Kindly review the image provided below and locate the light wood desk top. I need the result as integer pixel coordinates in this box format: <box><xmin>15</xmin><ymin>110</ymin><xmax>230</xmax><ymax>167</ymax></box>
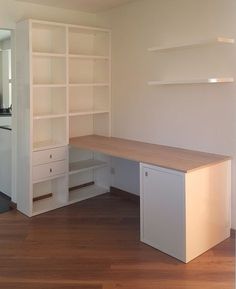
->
<box><xmin>70</xmin><ymin>135</ymin><xmax>231</xmax><ymax>173</ymax></box>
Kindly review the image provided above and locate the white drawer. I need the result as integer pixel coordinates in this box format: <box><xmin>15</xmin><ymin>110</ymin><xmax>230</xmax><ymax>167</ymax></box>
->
<box><xmin>33</xmin><ymin>160</ymin><xmax>67</xmax><ymax>182</ymax></box>
<box><xmin>33</xmin><ymin>146</ymin><xmax>67</xmax><ymax>166</ymax></box>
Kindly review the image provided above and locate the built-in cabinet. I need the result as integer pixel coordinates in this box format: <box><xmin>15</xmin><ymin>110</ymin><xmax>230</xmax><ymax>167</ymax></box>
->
<box><xmin>140</xmin><ymin>162</ymin><xmax>231</xmax><ymax>263</ymax></box>
<box><xmin>16</xmin><ymin>19</ymin><xmax>111</xmax><ymax>216</ymax></box>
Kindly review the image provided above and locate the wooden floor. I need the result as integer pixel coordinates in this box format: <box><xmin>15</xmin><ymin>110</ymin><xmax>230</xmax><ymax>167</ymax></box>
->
<box><xmin>0</xmin><ymin>193</ymin><xmax>234</xmax><ymax>289</ymax></box>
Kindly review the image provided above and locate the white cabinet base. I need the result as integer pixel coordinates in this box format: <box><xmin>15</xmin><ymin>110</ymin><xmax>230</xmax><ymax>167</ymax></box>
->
<box><xmin>140</xmin><ymin>161</ymin><xmax>231</xmax><ymax>263</ymax></box>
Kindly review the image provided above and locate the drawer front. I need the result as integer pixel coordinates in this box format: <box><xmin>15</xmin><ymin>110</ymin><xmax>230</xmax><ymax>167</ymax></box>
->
<box><xmin>33</xmin><ymin>160</ymin><xmax>67</xmax><ymax>182</ymax></box>
<box><xmin>33</xmin><ymin>147</ymin><xmax>67</xmax><ymax>166</ymax></box>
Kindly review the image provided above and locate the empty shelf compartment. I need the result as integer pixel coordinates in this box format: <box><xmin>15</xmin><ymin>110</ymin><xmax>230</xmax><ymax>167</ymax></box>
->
<box><xmin>69</xmin><ymin>159</ymin><xmax>107</xmax><ymax>175</ymax></box>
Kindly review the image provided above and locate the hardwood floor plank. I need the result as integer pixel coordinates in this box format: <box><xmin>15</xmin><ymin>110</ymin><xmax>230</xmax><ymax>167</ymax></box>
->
<box><xmin>0</xmin><ymin>193</ymin><xmax>234</xmax><ymax>289</ymax></box>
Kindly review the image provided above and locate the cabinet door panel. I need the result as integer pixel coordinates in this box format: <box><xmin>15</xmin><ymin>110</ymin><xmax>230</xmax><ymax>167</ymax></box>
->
<box><xmin>141</xmin><ymin>165</ymin><xmax>185</xmax><ymax>261</ymax></box>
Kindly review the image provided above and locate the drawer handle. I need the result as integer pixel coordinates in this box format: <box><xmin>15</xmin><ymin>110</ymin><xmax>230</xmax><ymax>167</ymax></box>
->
<box><xmin>50</xmin><ymin>154</ymin><xmax>52</xmax><ymax>159</ymax></box>
<box><xmin>50</xmin><ymin>168</ymin><xmax>53</xmax><ymax>173</ymax></box>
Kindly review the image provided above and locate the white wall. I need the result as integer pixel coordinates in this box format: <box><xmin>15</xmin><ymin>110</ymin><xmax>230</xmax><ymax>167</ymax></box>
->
<box><xmin>98</xmin><ymin>0</ymin><xmax>236</xmax><ymax>228</ymax></box>
<box><xmin>111</xmin><ymin>157</ymin><xmax>140</xmax><ymax>195</ymax></box>
<box><xmin>0</xmin><ymin>0</ymin><xmax>97</xmax><ymax>29</ymax></box>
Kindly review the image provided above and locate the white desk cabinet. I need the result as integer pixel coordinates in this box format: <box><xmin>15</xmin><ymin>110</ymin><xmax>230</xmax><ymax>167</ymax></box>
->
<box><xmin>140</xmin><ymin>161</ymin><xmax>231</xmax><ymax>263</ymax></box>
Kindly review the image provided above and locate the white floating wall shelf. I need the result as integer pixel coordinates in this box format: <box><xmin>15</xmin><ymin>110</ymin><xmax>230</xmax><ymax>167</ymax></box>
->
<box><xmin>148</xmin><ymin>37</ymin><xmax>235</xmax><ymax>52</ymax></box>
<box><xmin>148</xmin><ymin>78</ymin><xmax>235</xmax><ymax>86</ymax></box>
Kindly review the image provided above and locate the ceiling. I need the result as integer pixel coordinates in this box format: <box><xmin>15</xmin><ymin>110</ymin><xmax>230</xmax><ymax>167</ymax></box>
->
<box><xmin>0</xmin><ymin>30</ymin><xmax>11</xmax><ymax>42</ymax></box>
<box><xmin>15</xmin><ymin>0</ymin><xmax>134</xmax><ymax>13</ymax></box>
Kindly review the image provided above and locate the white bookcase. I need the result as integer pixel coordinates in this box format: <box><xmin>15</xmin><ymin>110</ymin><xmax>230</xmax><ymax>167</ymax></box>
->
<box><xmin>16</xmin><ymin>19</ymin><xmax>111</xmax><ymax>216</ymax></box>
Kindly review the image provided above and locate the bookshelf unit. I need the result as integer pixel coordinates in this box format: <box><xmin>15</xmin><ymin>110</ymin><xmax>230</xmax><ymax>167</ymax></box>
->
<box><xmin>16</xmin><ymin>19</ymin><xmax>111</xmax><ymax>216</ymax></box>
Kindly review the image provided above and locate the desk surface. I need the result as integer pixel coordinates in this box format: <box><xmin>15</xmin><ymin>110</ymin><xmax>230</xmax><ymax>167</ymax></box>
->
<box><xmin>70</xmin><ymin>135</ymin><xmax>231</xmax><ymax>173</ymax></box>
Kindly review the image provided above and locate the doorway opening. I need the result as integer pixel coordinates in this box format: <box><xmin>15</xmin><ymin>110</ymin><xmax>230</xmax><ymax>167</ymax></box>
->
<box><xmin>0</xmin><ymin>29</ymin><xmax>13</xmax><ymax>213</ymax></box>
